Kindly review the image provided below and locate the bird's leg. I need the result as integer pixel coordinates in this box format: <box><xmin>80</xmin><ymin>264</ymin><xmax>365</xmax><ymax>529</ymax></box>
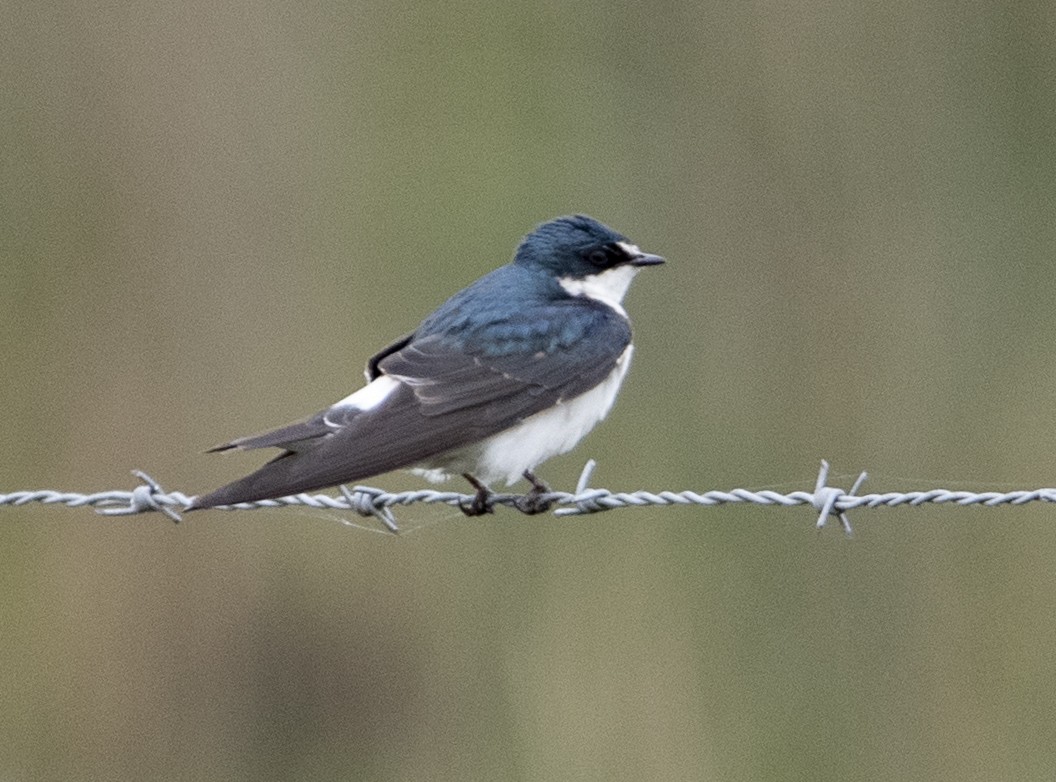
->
<box><xmin>460</xmin><ymin>473</ymin><xmax>495</xmax><ymax>516</ymax></box>
<box><xmin>514</xmin><ymin>470</ymin><xmax>554</xmax><ymax>515</ymax></box>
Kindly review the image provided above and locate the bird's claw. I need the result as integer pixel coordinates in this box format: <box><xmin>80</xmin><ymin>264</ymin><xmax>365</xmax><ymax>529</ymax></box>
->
<box><xmin>460</xmin><ymin>473</ymin><xmax>495</xmax><ymax>516</ymax></box>
<box><xmin>513</xmin><ymin>470</ymin><xmax>553</xmax><ymax>515</ymax></box>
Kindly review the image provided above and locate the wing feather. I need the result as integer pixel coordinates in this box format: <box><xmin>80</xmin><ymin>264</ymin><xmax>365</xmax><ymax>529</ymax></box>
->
<box><xmin>191</xmin><ymin>301</ymin><xmax>631</xmax><ymax>508</ymax></box>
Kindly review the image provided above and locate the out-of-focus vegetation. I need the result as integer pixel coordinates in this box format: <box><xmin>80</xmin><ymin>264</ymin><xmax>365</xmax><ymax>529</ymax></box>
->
<box><xmin>3</xmin><ymin>3</ymin><xmax>1055</xmax><ymax>780</ymax></box>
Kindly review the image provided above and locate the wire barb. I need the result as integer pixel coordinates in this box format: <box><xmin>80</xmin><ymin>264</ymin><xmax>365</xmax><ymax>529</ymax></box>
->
<box><xmin>553</xmin><ymin>459</ymin><xmax>608</xmax><ymax>517</ymax></box>
<box><xmin>811</xmin><ymin>460</ymin><xmax>867</xmax><ymax>536</ymax></box>
<box><xmin>339</xmin><ymin>485</ymin><xmax>400</xmax><ymax>534</ymax></box>
<box><xmin>99</xmin><ymin>471</ymin><xmax>185</xmax><ymax>523</ymax></box>
<box><xmin>3</xmin><ymin>460</ymin><xmax>1056</xmax><ymax>531</ymax></box>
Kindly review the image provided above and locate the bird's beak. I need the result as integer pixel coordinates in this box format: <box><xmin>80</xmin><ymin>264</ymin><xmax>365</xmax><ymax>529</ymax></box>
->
<box><xmin>630</xmin><ymin>252</ymin><xmax>665</xmax><ymax>267</ymax></box>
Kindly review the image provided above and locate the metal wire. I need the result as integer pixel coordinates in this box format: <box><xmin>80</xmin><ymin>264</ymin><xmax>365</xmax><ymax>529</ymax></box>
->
<box><xmin>3</xmin><ymin>460</ymin><xmax>1055</xmax><ymax>536</ymax></box>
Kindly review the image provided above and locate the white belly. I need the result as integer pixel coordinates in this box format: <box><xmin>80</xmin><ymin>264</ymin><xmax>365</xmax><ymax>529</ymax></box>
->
<box><xmin>413</xmin><ymin>344</ymin><xmax>634</xmax><ymax>486</ymax></box>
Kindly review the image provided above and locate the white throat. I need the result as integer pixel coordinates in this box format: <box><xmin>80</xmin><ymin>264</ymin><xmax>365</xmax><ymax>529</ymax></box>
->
<box><xmin>558</xmin><ymin>264</ymin><xmax>639</xmax><ymax>317</ymax></box>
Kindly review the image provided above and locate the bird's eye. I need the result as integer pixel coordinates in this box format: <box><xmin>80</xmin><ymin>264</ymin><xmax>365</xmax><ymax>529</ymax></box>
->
<box><xmin>586</xmin><ymin>248</ymin><xmax>611</xmax><ymax>268</ymax></box>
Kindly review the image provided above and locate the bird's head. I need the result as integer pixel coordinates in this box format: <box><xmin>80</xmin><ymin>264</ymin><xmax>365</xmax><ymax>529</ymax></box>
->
<box><xmin>514</xmin><ymin>214</ymin><xmax>664</xmax><ymax>309</ymax></box>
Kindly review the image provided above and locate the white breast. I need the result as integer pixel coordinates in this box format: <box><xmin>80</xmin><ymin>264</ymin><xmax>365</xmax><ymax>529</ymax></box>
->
<box><xmin>413</xmin><ymin>344</ymin><xmax>634</xmax><ymax>486</ymax></box>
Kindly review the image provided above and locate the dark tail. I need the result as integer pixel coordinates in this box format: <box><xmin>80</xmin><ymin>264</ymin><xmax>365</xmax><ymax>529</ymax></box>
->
<box><xmin>189</xmin><ymin>451</ymin><xmax>325</xmax><ymax>510</ymax></box>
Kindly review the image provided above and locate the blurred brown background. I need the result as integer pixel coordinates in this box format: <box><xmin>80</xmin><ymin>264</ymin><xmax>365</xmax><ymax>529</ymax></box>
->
<box><xmin>3</xmin><ymin>2</ymin><xmax>1056</xmax><ymax>780</ymax></box>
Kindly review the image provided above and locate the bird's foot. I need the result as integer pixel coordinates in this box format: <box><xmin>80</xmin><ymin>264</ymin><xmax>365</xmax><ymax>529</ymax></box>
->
<box><xmin>459</xmin><ymin>473</ymin><xmax>495</xmax><ymax>516</ymax></box>
<box><xmin>514</xmin><ymin>470</ymin><xmax>554</xmax><ymax>515</ymax></box>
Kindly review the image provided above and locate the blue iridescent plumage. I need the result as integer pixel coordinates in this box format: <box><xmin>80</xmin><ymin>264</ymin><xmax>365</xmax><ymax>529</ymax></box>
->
<box><xmin>190</xmin><ymin>214</ymin><xmax>662</xmax><ymax>511</ymax></box>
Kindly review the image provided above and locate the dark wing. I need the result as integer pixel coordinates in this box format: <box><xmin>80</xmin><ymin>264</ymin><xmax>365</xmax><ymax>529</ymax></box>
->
<box><xmin>191</xmin><ymin>304</ymin><xmax>631</xmax><ymax>508</ymax></box>
<box><xmin>366</xmin><ymin>331</ymin><xmax>414</xmax><ymax>380</ymax></box>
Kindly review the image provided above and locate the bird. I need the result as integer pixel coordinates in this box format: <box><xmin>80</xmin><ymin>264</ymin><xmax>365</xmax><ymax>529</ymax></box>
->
<box><xmin>188</xmin><ymin>214</ymin><xmax>663</xmax><ymax>515</ymax></box>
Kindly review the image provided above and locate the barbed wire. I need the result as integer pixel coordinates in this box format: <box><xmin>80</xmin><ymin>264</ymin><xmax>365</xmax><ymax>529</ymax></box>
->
<box><xmin>3</xmin><ymin>460</ymin><xmax>1055</xmax><ymax>536</ymax></box>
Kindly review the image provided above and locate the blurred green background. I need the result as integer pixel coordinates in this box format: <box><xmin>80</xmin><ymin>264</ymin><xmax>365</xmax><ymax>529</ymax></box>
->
<box><xmin>3</xmin><ymin>2</ymin><xmax>1056</xmax><ymax>780</ymax></box>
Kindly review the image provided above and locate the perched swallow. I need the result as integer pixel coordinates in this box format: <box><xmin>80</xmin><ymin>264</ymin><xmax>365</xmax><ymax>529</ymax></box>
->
<box><xmin>189</xmin><ymin>214</ymin><xmax>663</xmax><ymax>514</ymax></box>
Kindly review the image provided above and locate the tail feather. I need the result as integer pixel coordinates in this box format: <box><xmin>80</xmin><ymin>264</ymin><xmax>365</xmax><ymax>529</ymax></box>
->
<box><xmin>189</xmin><ymin>450</ymin><xmax>325</xmax><ymax>509</ymax></box>
<box><xmin>206</xmin><ymin>415</ymin><xmax>332</xmax><ymax>454</ymax></box>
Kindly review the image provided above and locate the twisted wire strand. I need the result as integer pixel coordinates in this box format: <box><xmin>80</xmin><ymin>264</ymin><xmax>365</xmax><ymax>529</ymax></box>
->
<box><xmin>3</xmin><ymin>461</ymin><xmax>1055</xmax><ymax>535</ymax></box>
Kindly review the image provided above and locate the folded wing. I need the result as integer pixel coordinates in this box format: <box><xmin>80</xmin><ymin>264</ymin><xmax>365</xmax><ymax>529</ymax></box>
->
<box><xmin>191</xmin><ymin>302</ymin><xmax>630</xmax><ymax>508</ymax></box>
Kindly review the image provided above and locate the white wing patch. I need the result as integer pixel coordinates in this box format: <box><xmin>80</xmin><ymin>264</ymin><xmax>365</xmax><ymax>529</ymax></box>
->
<box><xmin>326</xmin><ymin>375</ymin><xmax>401</xmax><ymax>425</ymax></box>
